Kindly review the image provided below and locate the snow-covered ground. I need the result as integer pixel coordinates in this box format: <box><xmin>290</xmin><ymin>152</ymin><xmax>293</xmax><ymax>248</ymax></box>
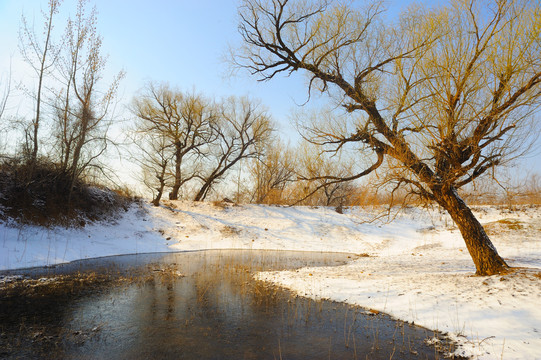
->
<box><xmin>1</xmin><ymin>200</ymin><xmax>540</xmax><ymax>359</ymax></box>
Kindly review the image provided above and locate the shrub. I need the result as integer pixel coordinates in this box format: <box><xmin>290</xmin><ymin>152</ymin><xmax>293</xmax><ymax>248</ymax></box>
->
<box><xmin>0</xmin><ymin>158</ymin><xmax>132</xmax><ymax>226</ymax></box>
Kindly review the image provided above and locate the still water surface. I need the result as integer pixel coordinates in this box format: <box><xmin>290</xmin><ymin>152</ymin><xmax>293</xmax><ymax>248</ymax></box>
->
<box><xmin>0</xmin><ymin>250</ymin><xmax>450</xmax><ymax>359</ymax></box>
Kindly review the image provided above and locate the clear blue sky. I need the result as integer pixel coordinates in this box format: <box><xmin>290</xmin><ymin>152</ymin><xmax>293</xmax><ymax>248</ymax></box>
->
<box><xmin>0</xmin><ymin>0</ymin><xmax>539</xmax><ymax>178</ymax></box>
<box><xmin>0</xmin><ymin>0</ymin><xmax>443</xmax><ymax>132</ymax></box>
<box><xmin>0</xmin><ymin>0</ymin><xmax>314</xmax><ymax>132</ymax></box>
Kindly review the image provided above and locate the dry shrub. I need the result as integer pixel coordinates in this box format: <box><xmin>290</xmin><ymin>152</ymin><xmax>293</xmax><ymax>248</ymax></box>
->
<box><xmin>484</xmin><ymin>218</ymin><xmax>525</xmax><ymax>236</ymax></box>
<box><xmin>220</xmin><ymin>225</ymin><xmax>241</xmax><ymax>237</ymax></box>
<box><xmin>212</xmin><ymin>198</ymin><xmax>234</xmax><ymax>209</ymax></box>
<box><xmin>211</xmin><ymin>200</ymin><xmax>227</xmax><ymax>209</ymax></box>
<box><xmin>0</xmin><ymin>158</ymin><xmax>131</xmax><ymax>226</ymax></box>
<box><xmin>112</xmin><ymin>185</ymin><xmax>141</xmax><ymax>203</ymax></box>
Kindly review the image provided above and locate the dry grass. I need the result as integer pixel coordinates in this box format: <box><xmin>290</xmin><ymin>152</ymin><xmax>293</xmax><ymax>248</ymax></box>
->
<box><xmin>495</xmin><ymin>218</ymin><xmax>524</xmax><ymax>230</ymax></box>
<box><xmin>0</xmin><ymin>273</ymin><xmax>119</xmax><ymax>299</ymax></box>
<box><xmin>162</xmin><ymin>201</ymin><xmax>178</xmax><ymax>209</ymax></box>
<box><xmin>220</xmin><ymin>225</ymin><xmax>241</xmax><ymax>237</ymax></box>
<box><xmin>212</xmin><ymin>199</ymin><xmax>236</xmax><ymax>209</ymax></box>
<box><xmin>484</xmin><ymin>218</ymin><xmax>525</xmax><ymax>236</ymax></box>
<box><xmin>0</xmin><ymin>158</ymin><xmax>132</xmax><ymax>227</ymax></box>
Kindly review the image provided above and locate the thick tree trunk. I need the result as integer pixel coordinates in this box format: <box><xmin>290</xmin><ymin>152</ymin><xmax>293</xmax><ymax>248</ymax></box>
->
<box><xmin>436</xmin><ymin>186</ymin><xmax>509</xmax><ymax>275</ymax></box>
<box><xmin>152</xmin><ymin>189</ymin><xmax>163</xmax><ymax>206</ymax></box>
<box><xmin>169</xmin><ymin>146</ymin><xmax>182</xmax><ymax>200</ymax></box>
<box><xmin>153</xmin><ymin>165</ymin><xmax>167</xmax><ymax>206</ymax></box>
<box><xmin>169</xmin><ymin>183</ymin><xmax>180</xmax><ymax>200</ymax></box>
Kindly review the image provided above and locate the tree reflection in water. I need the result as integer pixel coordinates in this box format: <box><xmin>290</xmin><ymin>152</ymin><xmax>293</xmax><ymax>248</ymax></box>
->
<box><xmin>0</xmin><ymin>250</ymin><xmax>455</xmax><ymax>359</ymax></box>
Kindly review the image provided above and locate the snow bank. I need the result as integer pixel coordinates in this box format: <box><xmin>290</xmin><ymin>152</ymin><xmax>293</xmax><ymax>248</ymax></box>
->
<box><xmin>1</xmin><ymin>200</ymin><xmax>540</xmax><ymax>359</ymax></box>
<box><xmin>0</xmin><ymin>205</ymin><xmax>168</xmax><ymax>270</ymax></box>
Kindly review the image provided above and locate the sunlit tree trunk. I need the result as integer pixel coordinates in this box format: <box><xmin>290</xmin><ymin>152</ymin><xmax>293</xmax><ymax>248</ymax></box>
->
<box><xmin>169</xmin><ymin>143</ymin><xmax>182</xmax><ymax>200</ymax></box>
<box><xmin>153</xmin><ymin>160</ymin><xmax>168</xmax><ymax>206</ymax></box>
<box><xmin>434</xmin><ymin>185</ymin><xmax>508</xmax><ymax>275</ymax></box>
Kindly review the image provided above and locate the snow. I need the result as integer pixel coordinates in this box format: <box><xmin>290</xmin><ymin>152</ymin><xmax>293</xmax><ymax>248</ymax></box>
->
<box><xmin>0</xmin><ymin>205</ymin><xmax>169</xmax><ymax>270</ymax></box>
<box><xmin>1</xmin><ymin>200</ymin><xmax>540</xmax><ymax>359</ymax></box>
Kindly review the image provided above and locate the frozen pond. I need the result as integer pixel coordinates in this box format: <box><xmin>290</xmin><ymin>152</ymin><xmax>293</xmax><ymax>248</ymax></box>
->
<box><xmin>0</xmin><ymin>250</ymin><xmax>453</xmax><ymax>359</ymax></box>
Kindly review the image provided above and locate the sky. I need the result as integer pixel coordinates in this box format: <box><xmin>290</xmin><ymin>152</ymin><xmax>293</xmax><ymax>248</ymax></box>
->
<box><xmin>0</xmin><ymin>0</ymin><xmax>540</xmax><ymax>181</ymax></box>
<box><xmin>0</xmin><ymin>0</ymin><xmax>314</xmax><ymax>133</ymax></box>
<box><xmin>0</xmin><ymin>0</ymin><xmax>441</xmax><ymax>133</ymax></box>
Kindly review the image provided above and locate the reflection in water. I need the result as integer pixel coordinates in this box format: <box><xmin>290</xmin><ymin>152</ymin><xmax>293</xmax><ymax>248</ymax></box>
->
<box><xmin>0</xmin><ymin>250</ymin><xmax>450</xmax><ymax>359</ymax></box>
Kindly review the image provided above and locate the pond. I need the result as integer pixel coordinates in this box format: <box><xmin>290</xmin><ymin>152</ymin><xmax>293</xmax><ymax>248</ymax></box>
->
<box><xmin>0</xmin><ymin>250</ymin><xmax>455</xmax><ymax>359</ymax></box>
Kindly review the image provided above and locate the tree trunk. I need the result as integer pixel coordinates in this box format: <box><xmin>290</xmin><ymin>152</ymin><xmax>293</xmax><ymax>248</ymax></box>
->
<box><xmin>169</xmin><ymin>144</ymin><xmax>182</xmax><ymax>200</ymax></box>
<box><xmin>194</xmin><ymin>164</ymin><xmax>232</xmax><ymax>201</ymax></box>
<box><xmin>194</xmin><ymin>180</ymin><xmax>212</xmax><ymax>201</ymax></box>
<box><xmin>67</xmin><ymin>105</ymin><xmax>91</xmax><ymax>203</ymax></box>
<box><xmin>152</xmin><ymin>188</ymin><xmax>164</xmax><ymax>206</ymax></box>
<box><xmin>153</xmin><ymin>164</ymin><xmax>167</xmax><ymax>206</ymax></box>
<box><xmin>436</xmin><ymin>185</ymin><xmax>509</xmax><ymax>275</ymax></box>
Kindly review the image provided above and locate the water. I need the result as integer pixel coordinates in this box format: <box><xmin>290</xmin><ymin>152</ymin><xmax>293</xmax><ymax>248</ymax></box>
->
<box><xmin>0</xmin><ymin>250</ymin><xmax>453</xmax><ymax>359</ymax></box>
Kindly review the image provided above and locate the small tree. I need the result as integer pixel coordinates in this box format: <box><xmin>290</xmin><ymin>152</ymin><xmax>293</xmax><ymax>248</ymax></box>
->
<box><xmin>250</xmin><ymin>140</ymin><xmax>296</xmax><ymax>204</ymax></box>
<box><xmin>0</xmin><ymin>69</ymin><xmax>11</xmax><ymax>154</ymax></box>
<box><xmin>235</xmin><ymin>0</ymin><xmax>541</xmax><ymax>275</ymax></box>
<box><xmin>53</xmin><ymin>0</ymin><xmax>123</xmax><ymax>196</ymax></box>
<box><xmin>19</xmin><ymin>0</ymin><xmax>62</xmax><ymax>163</ymax></box>
<box><xmin>0</xmin><ymin>68</ymin><xmax>11</xmax><ymax>128</ymax></box>
<box><xmin>132</xmin><ymin>130</ymin><xmax>171</xmax><ymax>206</ymax></box>
<box><xmin>0</xmin><ymin>71</ymin><xmax>10</xmax><ymax>122</ymax></box>
<box><xmin>298</xmin><ymin>145</ymin><xmax>357</xmax><ymax>206</ymax></box>
<box><xmin>194</xmin><ymin>97</ymin><xmax>274</xmax><ymax>201</ymax></box>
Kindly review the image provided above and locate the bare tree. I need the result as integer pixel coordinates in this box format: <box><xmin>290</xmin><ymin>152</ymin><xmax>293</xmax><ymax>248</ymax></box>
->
<box><xmin>235</xmin><ymin>0</ymin><xmax>541</xmax><ymax>275</ymax></box>
<box><xmin>0</xmin><ymin>69</ymin><xmax>11</xmax><ymax>124</ymax></box>
<box><xmin>131</xmin><ymin>129</ymin><xmax>172</xmax><ymax>206</ymax></box>
<box><xmin>194</xmin><ymin>97</ymin><xmax>274</xmax><ymax>201</ymax></box>
<box><xmin>19</xmin><ymin>0</ymin><xmax>62</xmax><ymax>163</ymax></box>
<box><xmin>301</xmin><ymin>147</ymin><xmax>356</xmax><ymax>206</ymax></box>
<box><xmin>131</xmin><ymin>83</ymin><xmax>215</xmax><ymax>200</ymax></box>
<box><xmin>54</xmin><ymin>0</ymin><xmax>123</xmax><ymax>196</ymax></box>
<box><xmin>285</xmin><ymin>141</ymin><xmax>358</xmax><ymax>206</ymax></box>
<box><xmin>249</xmin><ymin>140</ymin><xmax>296</xmax><ymax>204</ymax></box>
<box><xmin>0</xmin><ymin>68</ymin><xmax>12</xmax><ymax>154</ymax></box>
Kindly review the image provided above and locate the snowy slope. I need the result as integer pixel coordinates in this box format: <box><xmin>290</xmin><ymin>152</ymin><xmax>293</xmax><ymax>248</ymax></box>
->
<box><xmin>0</xmin><ymin>205</ymin><xmax>169</xmax><ymax>270</ymax></box>
<box><xmin>1</xmin><ymin>200</ymin><xmax>540</xmax><ymax>359</ymax></box>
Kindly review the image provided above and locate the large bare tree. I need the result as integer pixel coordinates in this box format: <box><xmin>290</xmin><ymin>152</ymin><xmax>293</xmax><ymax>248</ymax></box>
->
<box><xmin>194</xmin><ymin>97</ymin><xmax>274</xmax><ymax>201</ymax></box>
<box><xmin>131</xmin><ymin>83</ymin><xmax>215</xmax><ymax>201</ymax></box>
<box><xmin>235</xmin><ymin>0</ymin><xmax>541</xmax><ymax>275</ymax></box>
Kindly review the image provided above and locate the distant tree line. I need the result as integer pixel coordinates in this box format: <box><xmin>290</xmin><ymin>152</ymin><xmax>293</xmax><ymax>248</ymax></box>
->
<box><xmin>0</xmin><ymin>0</ymin><xmax>365</xmax><ymax>211</ymax></box>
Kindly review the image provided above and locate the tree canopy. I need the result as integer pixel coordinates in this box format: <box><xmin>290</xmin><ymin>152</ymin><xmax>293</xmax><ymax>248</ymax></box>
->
<box><xmin>234</xmin><ymin>0</ymin><xmax>541</xmax><ymax>275</ymax></box>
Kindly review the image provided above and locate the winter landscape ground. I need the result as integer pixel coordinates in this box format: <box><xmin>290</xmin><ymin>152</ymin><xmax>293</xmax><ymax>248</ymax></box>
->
<box><xmin>1</xmin><ymin>200</ymin><xmax>540</xmax><ymax>359</ymax></box>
